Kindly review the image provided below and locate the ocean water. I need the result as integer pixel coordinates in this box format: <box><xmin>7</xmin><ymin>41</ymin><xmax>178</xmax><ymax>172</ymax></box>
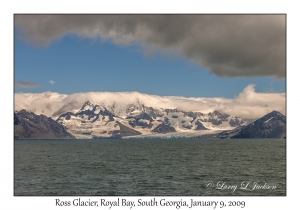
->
<box><xmin>14</xmin><ymin>139</ymin><xmax>286</xmax><ymax>196</ymax></box>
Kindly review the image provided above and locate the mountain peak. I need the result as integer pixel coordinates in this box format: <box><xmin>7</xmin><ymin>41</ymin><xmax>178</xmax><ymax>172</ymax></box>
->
<box><xmin>84</xmin><ymin>100</ymin><xmax>94</xmax><ymax>106</ymax></box>
<box><xmin>80</xmin><ymin>101</ymin><xmax>95</xmax><ymax>110</ymax></box>
<box><xmin>261</xmin><ymin>110</ymin><xmax>285</xmax><ymax>121</ymax></box>
<box><xmin>232</xmin><ymin>110</ymin><xmax>286</xmax><ymax>138</ymax></box>
<box><xmin>269</xmin><ymin>110</ymin><xmax>285</xmax><ymax>116</ymax></box>
<box><xmin>14</xmin><ymin>110</ymin><xmax>74</xmax><ymax>139</ymax></box>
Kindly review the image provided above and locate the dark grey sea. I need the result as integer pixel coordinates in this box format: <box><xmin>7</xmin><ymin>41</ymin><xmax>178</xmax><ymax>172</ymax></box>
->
<box><xmin>14</xmin><ymin>139</ymin><xmax>286</xmax><ymax>196</ymax></box>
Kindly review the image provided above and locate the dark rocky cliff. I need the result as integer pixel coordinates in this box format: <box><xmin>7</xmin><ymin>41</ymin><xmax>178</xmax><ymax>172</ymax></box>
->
<box><xmin>231</xmin><ymin>111</ymin><xmax>286</xmax><ymax>138</ymax></box>
<box><xmin>14</xmin><ymin>110</ymin><xmax>75</xmax><ymax>139</ymax></box>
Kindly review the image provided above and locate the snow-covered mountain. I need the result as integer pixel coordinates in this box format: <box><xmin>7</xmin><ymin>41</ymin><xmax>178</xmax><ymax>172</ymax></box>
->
<box><xmin>56</xmin><ymin>100</ymin><xmax>254</xmax><ymax>139</ymax></box>
<box><xmin>14</xmin><ymin>87</ymin><xmax>286</xmax><ymax>139</ymax></box>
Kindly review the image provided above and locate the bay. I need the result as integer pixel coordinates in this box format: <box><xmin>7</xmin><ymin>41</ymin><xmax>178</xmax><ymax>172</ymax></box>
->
<box><xmin>14</xmin><ymin>138</ymin><xmax>286</xmax><ymax>196</ymax></box>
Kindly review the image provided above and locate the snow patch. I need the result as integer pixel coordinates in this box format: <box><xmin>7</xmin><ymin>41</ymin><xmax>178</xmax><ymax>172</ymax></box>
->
<box><xmin>264</xmin><ymin>117</ymin><xmax>273</xmax><ymax>123</ymax></box>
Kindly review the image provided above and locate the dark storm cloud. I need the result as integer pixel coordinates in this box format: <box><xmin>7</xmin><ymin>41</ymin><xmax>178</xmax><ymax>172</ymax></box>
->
<box><xmin>15</xmin><ymin>14</ymin><xmax>285</xmax><ymax>78</ymax></box>
<box><xmin>15</xmin><ymin>80</ymin><xmax>41</xmax><ymax>88</ymax></box>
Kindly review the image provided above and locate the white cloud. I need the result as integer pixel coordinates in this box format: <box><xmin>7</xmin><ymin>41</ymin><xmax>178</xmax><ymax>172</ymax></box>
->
<box><xmin>14</xmin><ymin>85</ymin><xmax>286</xmax><ymax>120</ymax></box>
<box><xmin>49</xmin><ymin>80</ymin><xmax>55</xmax><ymax>85</ymax></box>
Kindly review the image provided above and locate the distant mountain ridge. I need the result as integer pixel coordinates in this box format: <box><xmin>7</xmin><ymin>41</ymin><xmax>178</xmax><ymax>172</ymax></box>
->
<box><xmin>14</xmin><ymin>100</ymin><xmax>286</xmax><ymax>139</ymax></box>
<box><xmin>55</xmin><ymin>100</ymin><xmax>254</xmax><ymax>139</ymax></box>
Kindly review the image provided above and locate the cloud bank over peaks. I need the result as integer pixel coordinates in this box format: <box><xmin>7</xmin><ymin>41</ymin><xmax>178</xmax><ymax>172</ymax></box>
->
<box><xmin>14</xmin><ymin>85</ymin><xmax>285</xmax><ymax>119</ymax></box>
<box><xmin>14</xmin><ymin>14</ymin><xmax>286</xmax><ymax>78</ymax></box>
